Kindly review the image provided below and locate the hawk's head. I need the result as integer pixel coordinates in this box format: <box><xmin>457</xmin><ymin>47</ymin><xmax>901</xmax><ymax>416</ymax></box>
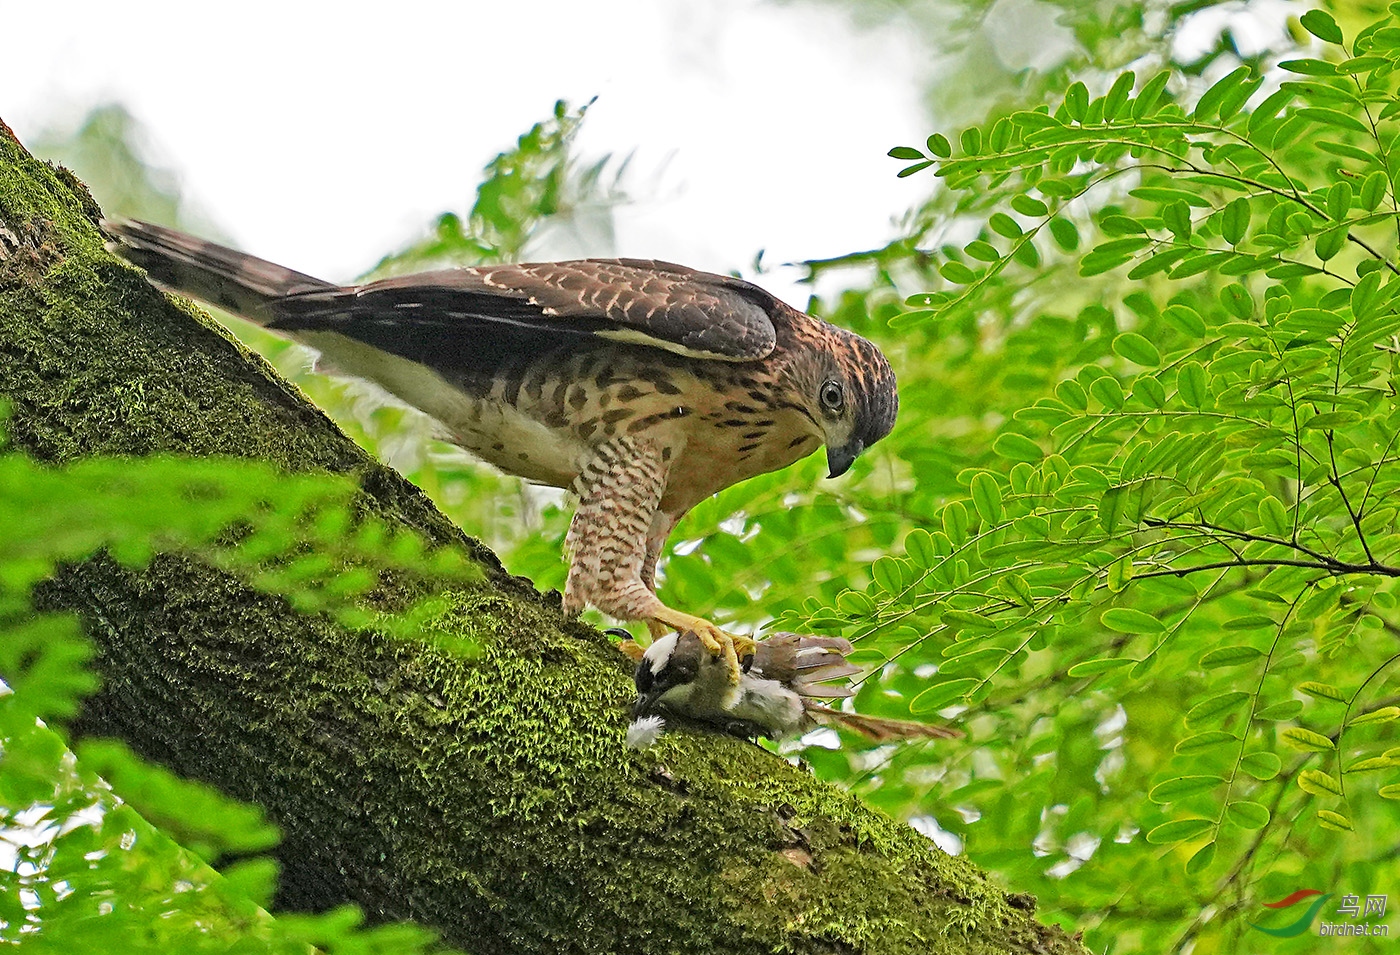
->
<box><xmin>786</xmin><ymin>324</ymin><xmax>898</xmax><ymax>478</ymax></box>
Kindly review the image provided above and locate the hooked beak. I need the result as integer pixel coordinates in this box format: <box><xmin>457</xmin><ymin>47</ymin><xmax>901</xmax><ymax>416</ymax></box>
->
<box><xmin>826</xmin><ymin>439</ymin><xmax>865</xmax><ymax>479</ymax></box>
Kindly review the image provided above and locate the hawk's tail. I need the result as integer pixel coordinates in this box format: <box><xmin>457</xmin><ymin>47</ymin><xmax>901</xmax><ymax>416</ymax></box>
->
<box><xmin>103</xmin><ymin>218</ymin><xmax>334</xmax><ymax>322</ymax></box>
<box><xmin>805</xmin><ymin>703</ymin><xmax>962</xmax><ymax>743</ymax></box>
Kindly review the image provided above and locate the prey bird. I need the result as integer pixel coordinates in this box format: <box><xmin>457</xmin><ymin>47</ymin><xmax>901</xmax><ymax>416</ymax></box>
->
<box><xmin>105</xmin><ymin>219</ymin><xmax>898</xmax><ymax>680</ymax></box>
<box><xmin>629</xmin><ymin>631</ymin><xmax>961</xmax><ymax>742</ymax></box>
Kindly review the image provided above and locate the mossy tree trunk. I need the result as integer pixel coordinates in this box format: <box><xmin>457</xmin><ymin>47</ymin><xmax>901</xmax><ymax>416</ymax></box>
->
<box><xmin>0</xmin><ymin>120</ymin><xmax>1083</xmax><ymax>955</ymax></box>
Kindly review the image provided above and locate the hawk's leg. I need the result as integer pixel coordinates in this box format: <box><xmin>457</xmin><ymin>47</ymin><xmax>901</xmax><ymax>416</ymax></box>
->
<box><xmin>563</xmin><ymin>437</ymin><xmax>753</xmax><ymax>682</ymax></box>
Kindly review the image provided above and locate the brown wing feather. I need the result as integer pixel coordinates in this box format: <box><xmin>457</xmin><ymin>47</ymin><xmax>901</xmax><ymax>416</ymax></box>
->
<box><xmin>750</xmin><ymin>633</ymin><xmax>861</xmax><ymax>700</ymax></box>
<box><xmin>342</xmin><ymin>259</ymin><xmax>779</xmax><ymax>361</ymax></box>
<box><xmin>106</xmin><ymin>219</ymin><xmax>781</xmax><ymax>363</ymax></box>
<box><xmin>103</xmin><ymin>218</ymin><xmax>333</xmax><ymax>318</ymax></box>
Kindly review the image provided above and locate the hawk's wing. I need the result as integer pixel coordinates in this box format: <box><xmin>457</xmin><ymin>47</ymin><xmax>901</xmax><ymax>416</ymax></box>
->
<box><xmin>106</xmin><ymin>219</ymin><xmax>779</xmax><ymax>363</ymax></box>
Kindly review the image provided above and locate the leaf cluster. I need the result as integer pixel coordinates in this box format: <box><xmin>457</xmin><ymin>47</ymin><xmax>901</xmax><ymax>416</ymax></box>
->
<box><xmin>0</xmin><ymin>425</ymin><xmax>474</xmax><ymax>953</ymax></box>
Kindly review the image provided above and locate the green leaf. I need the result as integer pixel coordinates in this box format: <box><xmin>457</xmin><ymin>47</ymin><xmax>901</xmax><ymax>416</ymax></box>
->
<box><xmin>970</xmin><ymin>473</ymin><xmax>1003</xmax><ymax>524</ymax></box>
<box><xmin>1316</xmin><ymin>809</ymin><xmax>1352</xmax><ymax>831</ymax></box>
<box><xmin>1223</xmin><ymin>613</ymin><xmax>1276</xmax><ymax>631</ymax></box>
<box><xmin>1067</xmin><ymin>658</ymin><xmax>1137</xmax><ymax>676</ymax></box>
<box><xmin>1240</xmin><ymin>751</ymin><xmax>1282</xmax><ymax>780</ymax></box>
<box><xmin>1349</xmin><ymin>705</ymin><xmax>1400</xmax><ymax>725</ymax></box>
<box><xmin>1104</xmin><ymin>71</ymin><xmax>1135</xmax><ymax>120</ymax></box>
<box><xmin>1361</xmin><ymin>170</ymin><xmax>1388</xmax><ymax>210</ymax></box>
<box><xmin>1107</xmin><ymin>555</ymin><xmax>1134</xmax><ymax>592</ymax></box>
<box><xmin>1279</xmin><ymin>58</ymin><xmax>1338</xmax><ymax>76</ymax></box>
<box><xmin>1064</xmin><ymin>81</ymin><xmax>1089</xmax><ymax>121</ymax></box>
<box><xmin>837</xmin><ymin>590</ymin><xmax>876</xmax><ymax>616</ymax></box>
<box><xmin>1298</xmin><ymin>770</ymin><xmax>1342</xmax><ymax>796</ymax></box>
<box><xmin>1132</xmin><ymin>71</ymin><xmax>1171</xmax><ymax>119</ymax></box>
<box><xmin>1113</xmin><ymin>333</ymin><xmax>1160</xmax><ymax>367</ymax></box>
<box><xmin>1089</xmin><ymin>376</ymin><xmax>1125</xmax><ymax>410</ymax></box>
<box><xmin>1299</xmin><ymin>681</ymin><xmax>1346</xmax><ymax>702</ymax></box>
<box><xmin>1170</xmin><ymin>361</ymin><xmax>1204</xmax><ymax>408</ymax></box>
<box><xmin>964</xmin><ymin>240</ymin><xmax>1002</xmax><ymax>263</ymax></box>
<box><xmin>909</xmin><ymin>678</ymin><xmax>979</xmax><ymax>715</ymax></box>
<box><xmin>1056</xmin><ymin>379</ymin><xmax>1088</xmax><ymax>411</ymax></box>
<box><xmin>1162</xmin><ymin>199</ymin><xmax>1192</xmax><ymax>239</ymax></box>
<box><xmin>1351</xmin><ymin>269</ymin><xmax>1383</xmax><ymax>318</ymax></box>
<box><xmin>940</xmin><ymin>261</ymin><xmax>978</xmax><ymax>284</ymax></box>
<box><xmin>1200</xmin><ymin>646</ymin><xmax>1263</xmax><ymax>669</ymax></box>
<box><xmin>1163</xmin><ymin>304</ymin><xmax>1206</xmax><ymax>337</ymax></box>
<box><xmin>871</xmin><ymin>556</ymin><xmax>904</xmax><ymax>594</ymax></box>
<box><xmin>1380</xmin><ymin>785</ymin><xmax>1400</xmax><ymax>800</ymax></box>
<box><xmin>1221</xmin><ymin>197</ymin><xmax>1251</xmax><ymax>244</ymax></box>
<box><xmin>905</xmin><ymin>528</ymin><xmax>935</xmax><ymax>567</ymax></box>
<box><xmin>1283</xmin><ymin>727</ymin><xmax>1336</xmax><ymax>752</ymax></box>
<box><xmin>1257</xmin><ymin>700</ymin><xmax>1304</xmax><ymax>721</ymax></box>
<box><xmin>1325</xmin><ymin>181</ymin><xmax>1353</xmax><ymax>220</ymax></box>
<box><xmin>1256</xmin><ymin>496</ymin><xmax>1288</xmax><ymax>536</ymax></box>
<box><xmin>943</xmin><ymin>500</ymin><xmax>970</xmax><ymax>545</ymax></box>
<box><xmin>1300</xmin><ymin>9</ymin><xmax>1343</xmax><ymax>44</ymax></box>
<box><xmin>888</xmin><ymin>146</ymin><xmax>924</xmax><ymax>160</ymax></box>
<box><xmin>1315</xmin><ymin>226</ymin><xmax>1347</xmax><ymax>261</ymax></box>
<box><xmin>989</xmin><ymin>213</ymin><xmax>1023</xmax><ymax>238</ymax></box>
<box><xmin>1297</xmin><ymin>106</ymin><xmax>1369</xmax><ymax>133</ymax></box>
<box><xmin>1098</xmin><ymin>487</ymin><xmax>1126</xmax><ymax>535</ymax></box>
<box><xmin>1176</xmin><ymin>731</ymin><xmax>1239</xmax><ymax>753</ymax></box>
<box><xmin>926</xmin><ymin>133</ymin><xmax>952</xmax><ymax>157</ymax></box>
<box><xmin>1186</xmin><ymin>841</ymin><xmax>1216</xmax><ymax>875</ymax></box>
<box><xmin>1225</xmin><ymin>800</ymin><xmax>1270</xmax><ymax>829</ymax></box>
<box><xmin>1194</xmin><ymin>67</ymin><xmax>1250</xmax><ymax>121</ymax></box>
<box><xmin>1249</xmin><ymin>88</ymin><xmax>1294</xmax><ymax>135</ymax></box>
<box><xmin>993</xmin><ymin>433</ymin><xmax>1044</xmax><ymax>462</ymax></box>
<box><xmin>1011</xmin><ymin>195</ymin><xmax>1049</xmax><ymax>217</ymax></box>
<box><xmin>1186</xmin><ymin>692</ymin><xmax>1250</xmax><ymax>726</ymax></box>
<box><xmin>1100</xmin><ymin>607</ymin><xmax>1165</xmax><ymax>634</ymax></box>
<box><xmin>942</xmin><ymin>609</ymin><xmax>997</xmax><ymax>630</ymax></box>
<box><xmin>1148</xmin><ymin>775</ymin><xmax>1224</xmax><ymax>803</ymax></box>
<box><xmin>1146</xmin><ymin>818</ymin><xmax>1213</xmax><ymax>844</ymax></box>
<box><xmin>1131</xmin><ymin>186</ymin><xmax>1211</xmax><ymax>207</ymax></box>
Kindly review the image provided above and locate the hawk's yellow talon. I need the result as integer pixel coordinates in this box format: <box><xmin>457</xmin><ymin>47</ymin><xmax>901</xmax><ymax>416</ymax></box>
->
<box><xmin>646</xmin><ymin>609</ymin><xmax>751</xmax><ymax>684</ymax></box>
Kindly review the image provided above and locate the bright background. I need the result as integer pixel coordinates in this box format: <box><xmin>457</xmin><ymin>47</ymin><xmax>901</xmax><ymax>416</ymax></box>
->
<box><xmin>6</xmin><ymin>0</ymin><xmax>944</xmax><ymax>299</ymax></box>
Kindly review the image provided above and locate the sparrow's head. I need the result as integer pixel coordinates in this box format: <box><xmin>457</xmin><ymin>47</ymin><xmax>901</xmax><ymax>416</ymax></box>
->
<box><xmin>632</xmin><ymin>632</ymin><xmax>703</xmax><ymax>719</ymax></box>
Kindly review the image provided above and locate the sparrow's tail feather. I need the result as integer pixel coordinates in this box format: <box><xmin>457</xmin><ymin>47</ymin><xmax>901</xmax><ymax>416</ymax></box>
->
<box><xmin>806</xmin><ymin>703</ymin><xmax>961</xmax><ymax>743</ymax></box>
<box><xmin>103</xmin><ymin>218</ymin><xmax>334</xmax><ymax>322</ymax></box>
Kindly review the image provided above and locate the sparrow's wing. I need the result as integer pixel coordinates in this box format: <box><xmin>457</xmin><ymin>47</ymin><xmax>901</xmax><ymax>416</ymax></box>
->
<box><xmin>750</xmin><ymin>633</ymin><xmax>860</xmax><ymax>700</ymax></box>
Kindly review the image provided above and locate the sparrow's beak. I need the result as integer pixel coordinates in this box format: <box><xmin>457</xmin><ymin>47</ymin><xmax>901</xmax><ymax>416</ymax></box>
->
<box><xmin>826</xmin><ymin>439</ymin><xmax>865</xmax><ymax>478</ymax></box>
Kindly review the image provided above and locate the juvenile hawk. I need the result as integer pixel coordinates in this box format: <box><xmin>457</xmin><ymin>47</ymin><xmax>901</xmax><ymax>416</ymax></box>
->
<box><xmin>106</xmin><ymin>220</ymin><xmax>898</xmax><ymax>679</ymax></box>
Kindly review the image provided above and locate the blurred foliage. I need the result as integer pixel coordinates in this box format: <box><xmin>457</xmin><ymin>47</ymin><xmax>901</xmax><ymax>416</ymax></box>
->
<box><xmin>0</xmin><ymin>431</ymin><xmax>474</xmax><ymax>952</ymax></box>
<box><xmin>31</xmin><ymin>103</ymin><xmax>226</xmax><ymax>238</ymax></box>
<box><xmin>369</xmin><ymin>98</ymin><xmax>630</xmax><ymax>274</ymax></box>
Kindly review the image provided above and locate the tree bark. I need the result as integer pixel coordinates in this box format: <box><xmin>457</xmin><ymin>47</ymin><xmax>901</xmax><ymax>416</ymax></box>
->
<box><xmin>0</xmin><ymin>120</ymin><xmax>1083</xmax><ymax>955</ymax></box>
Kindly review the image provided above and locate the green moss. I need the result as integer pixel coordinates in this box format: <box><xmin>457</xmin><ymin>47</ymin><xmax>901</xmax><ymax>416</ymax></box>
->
<box><xmin>1</xmin><ymin>127</ymin><xmax>1083</xmax><ymax>954</ymax></box>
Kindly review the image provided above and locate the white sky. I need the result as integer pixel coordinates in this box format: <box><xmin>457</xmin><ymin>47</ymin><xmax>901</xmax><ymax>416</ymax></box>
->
<box><xmin>5</xmin><ymin>0</ymin><xmax>933</xmax><ymax>300</ymax></box>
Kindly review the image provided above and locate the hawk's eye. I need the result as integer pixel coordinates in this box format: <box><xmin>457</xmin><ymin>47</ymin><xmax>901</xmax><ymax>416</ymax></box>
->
<box><xmin>819</xmin><ymin>380</ymin><xmax>845</xmax><ymax>414</ymax></box>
